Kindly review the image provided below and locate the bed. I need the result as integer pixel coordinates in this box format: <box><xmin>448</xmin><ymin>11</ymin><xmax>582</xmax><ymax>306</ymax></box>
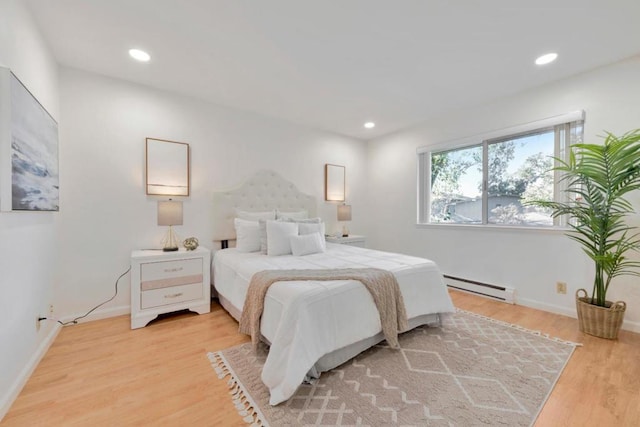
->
<box><xmin>212</xmin><ymin>171</ymin><xmax>455</xmax><ymax>405</ymax></box>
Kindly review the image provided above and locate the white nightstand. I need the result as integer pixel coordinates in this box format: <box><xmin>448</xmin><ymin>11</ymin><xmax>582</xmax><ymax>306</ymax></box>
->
<box><xmin>130</xmin><ymin>247</ymin><xmax>211</xmax><ymax>329</ymax></box>
<box><xmin>325</xmin><ymin>235</ymin><xmax>366</xmax><ymax>248</ymax></box>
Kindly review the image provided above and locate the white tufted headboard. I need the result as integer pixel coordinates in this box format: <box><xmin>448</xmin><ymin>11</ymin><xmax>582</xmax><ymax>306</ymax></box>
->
<box><xmin>212</xmin><ymin>170</ymin><xmax>317</xmax><ymax>242</ymax></box>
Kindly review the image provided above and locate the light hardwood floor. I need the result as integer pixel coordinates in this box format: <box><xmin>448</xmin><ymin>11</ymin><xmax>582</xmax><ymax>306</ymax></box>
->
<box><xmin>2</xmin><ymin>290</ymin><xmax>639</xmax><ymax>426</ymax></box>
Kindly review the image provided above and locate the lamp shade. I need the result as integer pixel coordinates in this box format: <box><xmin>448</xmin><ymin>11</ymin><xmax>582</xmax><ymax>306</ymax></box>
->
<box><xmin>337</xmin><ymin>204</ymin><xmax>352</xmax><ymax>221</ymax></box>
<box><xmin>158</xmin><ymin>200</ymin><xmax>183</xmax><ymax>226</ymax></box>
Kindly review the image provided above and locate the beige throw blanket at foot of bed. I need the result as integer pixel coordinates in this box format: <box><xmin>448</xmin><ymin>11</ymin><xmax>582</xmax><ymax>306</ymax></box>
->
<box><xmin>239</xmin><ymin>268</ymin><xmax>408</xmax><ymax>350</ymax></box>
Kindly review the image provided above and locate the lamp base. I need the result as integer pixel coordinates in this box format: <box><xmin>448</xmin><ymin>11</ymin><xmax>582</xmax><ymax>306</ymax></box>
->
<box><xmin>161</xmin><ymin>225</ymin><xmax>181</xmax><ymax>252</ymax></box>
<box><xmin>341</xmin><ymin>225</ymin><xmax>349</xmax><ymax>237</ymax></box>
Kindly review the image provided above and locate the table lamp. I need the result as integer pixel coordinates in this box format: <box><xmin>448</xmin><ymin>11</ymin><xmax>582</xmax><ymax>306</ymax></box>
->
<box><xmin>158</xmin><ymin>200</ymin><xmax>183</xmax><ymax>251</ymax></box>
<box><xmin>337</xmin><ymin>204</ymin><xmax>352</xmax><ymax>237</ymax></box>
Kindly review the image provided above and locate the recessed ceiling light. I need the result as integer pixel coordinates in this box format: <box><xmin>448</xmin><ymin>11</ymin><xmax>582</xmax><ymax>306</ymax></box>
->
<box><xmin>535</xmin><ymin>53</ymin><xmax>558</xmax><ymax>65</ymax></box>
<box><xmin>129</xmin><ymin>48</ymin><xmax>151</xmax><ymax>62</ymax></box>
<box><xmin>364</xmin><ymin>122</ymin><xmax>375</xmax><ymax>129</ymax></box>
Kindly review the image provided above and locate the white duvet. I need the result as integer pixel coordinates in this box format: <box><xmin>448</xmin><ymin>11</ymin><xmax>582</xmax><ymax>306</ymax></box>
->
<box><xmin>213</xmin><ymin>243</ymin><xmax>455</xmax><ymax>405</ymax></box>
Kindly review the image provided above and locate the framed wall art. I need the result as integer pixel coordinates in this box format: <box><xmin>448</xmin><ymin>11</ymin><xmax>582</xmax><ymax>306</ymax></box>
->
<box><xmin>325</xmin><ymin>163</ymin><xmax>345</xmax><ymax>202</ymax></box>
<box><xmin>0</xmin><ymin>68</ymin><xmax>59</xmax><ymax>211</ymax></box>
<box><xmin>146</xmin><ymin>138</ymin><xmax>190</xmax><ymax>196</ymax></box>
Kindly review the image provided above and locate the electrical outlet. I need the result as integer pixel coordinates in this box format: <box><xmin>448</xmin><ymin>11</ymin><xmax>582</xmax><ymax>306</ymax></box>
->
<box><xmin>49</xmin><ymin>304</ymin><xmax>54</xmax><ymax>315</ymax></box>
<box><xmin>556</xmin><ymin>281</ymin><xmax>567</xmax><ymax>294</ymax></box>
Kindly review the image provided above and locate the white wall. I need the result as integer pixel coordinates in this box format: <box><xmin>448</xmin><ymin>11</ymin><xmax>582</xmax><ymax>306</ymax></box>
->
<box><xmin>55</xmin><ymin>67</ymin><xmax>367</xmax><ymax>319</ymax></box>
<box><xmin>366</xmin><ymin>55</ymin><xmax>640</xmax><ymax>332</ymax></box>
<box><xmin>0</xmin><ymin>0</ymin><xmax>60</xmax><ymax>418</ymax></box>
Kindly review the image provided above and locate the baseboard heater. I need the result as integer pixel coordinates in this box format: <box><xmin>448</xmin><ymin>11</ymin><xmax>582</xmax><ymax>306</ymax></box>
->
<box><xmin>444</xmin><ymin>274</ymin><xmax>515</xmax><ymax>304</ymax></box>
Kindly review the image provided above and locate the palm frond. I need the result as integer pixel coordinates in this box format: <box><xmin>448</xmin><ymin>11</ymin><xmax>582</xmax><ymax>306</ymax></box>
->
<box><xmin>529</xmin><ymin>129</ymin><xmax>640</xmax><ymax>306</ymax></box>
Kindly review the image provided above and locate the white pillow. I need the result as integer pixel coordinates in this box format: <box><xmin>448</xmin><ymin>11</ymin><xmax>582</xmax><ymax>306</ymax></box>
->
<box><xmin>281</xmin><ymin>217</ymin><xmax>322</xmax><ymax>224</ymax></box>
<box><xmin>299</xmin><ymin>222</ymin><xmax>326</xmax><ymax>250</ymax></box>
<box><xmin>236</xmin><ymin>209</ymin><xmax>276</xmax><ymax>221</ymax></box>
<box><xmin>258</xmin><ymin>219</ymin><xmax>268</xmax><ymax>254</ymax></box>
<box><xmin>290</xmin><ymin>232</ymin><xmax>326</xmax><ymax>256</ymax></box>
<box><xmin>234</xmin><ymin>218</ymin><xmax>261</xmax><ymax>252</ymax></box>
<box><xmin>276</xmin><ymin>209</ymin><xmax>308</xmax><ymax>220</ymax></box>
<box><xmin>266</xmin><ymin>220</ymin><xmax>299</xmax><ymax>256</ymax></box>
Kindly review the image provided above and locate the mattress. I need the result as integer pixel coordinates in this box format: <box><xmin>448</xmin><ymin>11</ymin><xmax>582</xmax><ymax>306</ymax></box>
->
<box><xmin>213</xmin><ymin>243</ymin><xmax>455</xmax><ymax>405</ymax></box>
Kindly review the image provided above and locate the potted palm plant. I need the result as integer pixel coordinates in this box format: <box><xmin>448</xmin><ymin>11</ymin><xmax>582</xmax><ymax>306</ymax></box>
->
<box><xmin>531</xmin><ymin>129</ymin><xmax>640</xmax><ymax>339</ymax></box>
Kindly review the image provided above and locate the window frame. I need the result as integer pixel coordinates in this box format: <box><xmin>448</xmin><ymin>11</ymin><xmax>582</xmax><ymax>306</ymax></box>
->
<box><xmin>417</xmin><ymin>111</ymin><xmax>585</xmax><ymax>228</ymax></box>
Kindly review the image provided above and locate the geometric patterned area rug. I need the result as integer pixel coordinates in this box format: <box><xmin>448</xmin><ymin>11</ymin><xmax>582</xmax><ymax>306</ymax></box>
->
<box><xmin>208</xmin><ymin>310</ymin><xmax>579</xmax><ymax>426</ymax></box>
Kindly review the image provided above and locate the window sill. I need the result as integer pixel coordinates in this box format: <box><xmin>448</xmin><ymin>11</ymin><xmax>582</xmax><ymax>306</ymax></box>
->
<box><xmin>415</xmin><ymin>222</ymin><xmax>571</xmax><ymax>234</ymax></box>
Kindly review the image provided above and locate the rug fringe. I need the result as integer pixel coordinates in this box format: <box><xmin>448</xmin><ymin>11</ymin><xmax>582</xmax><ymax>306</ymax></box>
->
<box><xmin>208</xmin><ymin>352</ymin><xmax>268</xmax><ymax>427</ymax></box>
<box><xmin>455</xmin><ymin>308</ymin><xmax>583</xmax><ymax>347</ymax></box>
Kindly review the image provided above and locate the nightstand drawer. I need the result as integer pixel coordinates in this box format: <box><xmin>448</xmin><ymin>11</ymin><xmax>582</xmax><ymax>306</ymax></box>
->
<box><xmin>141</xmin><ymin>258</ymin><xmax>202</xmax><ymax>282</ymax></box>
<box><xmin>141</xmin><ymin>282</ymin><xmax>203</xmax><ymax>309</ymax></box>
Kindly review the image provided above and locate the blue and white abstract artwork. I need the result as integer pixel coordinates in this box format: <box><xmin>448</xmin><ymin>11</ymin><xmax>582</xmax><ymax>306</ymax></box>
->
<box><xmin>10</xmin><ymin>73</ymin><xmax>59</xmax><ymax>211</ymax></box>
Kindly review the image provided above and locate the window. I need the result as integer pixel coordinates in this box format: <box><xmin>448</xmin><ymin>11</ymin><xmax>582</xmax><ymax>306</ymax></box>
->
<box><xmin>418</xmin><ymin>112</ymin><xmax>584</xmax><ymax>227</ymax></box>
<box><xmin>430</xmin><ymin>145</ymin><xmax>483</xmax><ymax>224</ymax></box>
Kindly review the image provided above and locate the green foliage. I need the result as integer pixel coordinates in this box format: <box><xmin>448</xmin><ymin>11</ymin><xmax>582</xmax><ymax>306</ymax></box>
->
<box><xmin>487</xmin><ymin>144</ymin><xmax>554</xmax><ymax>198</ymax></box>
<box><xmin>430</xmin><ymin>141</ymin><xmax>554</xmax><ymax>224</ymax></box>
<box><xmin>529</xmin><ymin>130</ymin><xmax>640</xmax><ymax>306</ymax></box>
<box><xmin>486</xmin><ymin>141</ymin><xmax>519</xmax><ymax>196</ymax></box>
<box><xmin>430</xmin><ymin>147</ymin><xmax>481</xmax><ymax>221</ymax></box>
<box><xmin>431</xmin><ymin>149</ymin><xmax>478</xmax><ymax>192</ymax></box>
<box><xmin>520</xmin><ymin>153</ymin><xmax>554</xmax><ymax>205</ymax></box>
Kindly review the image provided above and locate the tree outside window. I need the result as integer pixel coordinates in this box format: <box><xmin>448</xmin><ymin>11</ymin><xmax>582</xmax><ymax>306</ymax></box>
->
<box><xmin>422</xmin><ymin>117</ymin><xmax>583</xmax><ymax>227</ymax></box>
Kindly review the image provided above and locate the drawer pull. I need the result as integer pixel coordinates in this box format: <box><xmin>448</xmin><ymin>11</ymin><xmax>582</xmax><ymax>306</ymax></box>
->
<box><xmin>164</xmin><ymin>292</ymin><xmax>183</xmax><ymax>299</ymax></box>
<box><xmin>164</xmin><ymin>267</ymin><xmax>184</xmax><ymax>273</ymax></box>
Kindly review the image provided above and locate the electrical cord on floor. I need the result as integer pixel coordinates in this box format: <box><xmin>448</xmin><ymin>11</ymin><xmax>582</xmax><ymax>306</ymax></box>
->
<box><xmin>46</xmin><ymin>266</ymin><xmax>132</xmax><ymax>326</ymax></box>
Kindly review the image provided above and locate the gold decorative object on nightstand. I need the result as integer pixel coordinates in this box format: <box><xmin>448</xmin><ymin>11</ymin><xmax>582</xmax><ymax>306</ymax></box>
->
<box><xmin>183</xmin><ymin>237</ymin><xmax>199</xmax><ymax>250</ymax></box>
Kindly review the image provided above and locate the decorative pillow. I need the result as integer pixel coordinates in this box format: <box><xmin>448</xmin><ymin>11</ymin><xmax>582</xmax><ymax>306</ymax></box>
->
<box><xmin>298</xmin><ymin>222</ymin><xmax>326</xmax><ymax>250</ymax></box>
<box><xmin>281</xmin><ymin>217</ymin><xmax>322</xmax><ymax>224</ymax></box>
<box><xmin>290</xmin><ymin>232</ymin><xmax>326</xmax><ymax>256</ymax></box>
<box><xmin>258</xmin><ymin>219</ymin><xmax>268</xmax><ymax>254</ymax></box>
<box><xmin>234</xmin><ymin>218</ymin><xmax>261</xmax><ymax>252</ymax></box>
<box><xmin>266</xmin><ymin>220</ymin><xmax>299</xmax><ymax>256</ymax></box>
<box><xmin>236</xmin><ymin>209</ymin><xmax>276</xmax><ymax>221</ymax></box>
<box><xmin>276</xmin><ymin>209</ymin><xmax>309</xmax><ymax>220</ymax></box>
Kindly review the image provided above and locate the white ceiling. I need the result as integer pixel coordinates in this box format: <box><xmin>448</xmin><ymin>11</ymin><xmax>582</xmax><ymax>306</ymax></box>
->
<box><xmin>26</xmin><ymin>0</ymin><xmax>640</xmax><ymax>140</ymax></box>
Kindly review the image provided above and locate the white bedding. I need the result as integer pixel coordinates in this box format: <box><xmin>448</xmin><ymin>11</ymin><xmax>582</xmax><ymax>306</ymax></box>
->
<box><xmin>213</xmin><ymin>243</ymin><xmax>455</xmax><ymax>405</ymax></box>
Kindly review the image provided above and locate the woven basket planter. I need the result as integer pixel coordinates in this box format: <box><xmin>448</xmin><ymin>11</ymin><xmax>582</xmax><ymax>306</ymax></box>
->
<box><xmin>575</xmin><ymin>289</ymin><xmax>626</xmax><ymax>339</ymax></box>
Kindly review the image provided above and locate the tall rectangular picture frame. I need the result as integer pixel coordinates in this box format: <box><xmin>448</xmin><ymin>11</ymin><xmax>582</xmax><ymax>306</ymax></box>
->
<box><xmin>145</xmin><ymin>138</ymin><xmax>190</xmax><ymax>196</ymax></box>
<box><xmin>325</xmin><ymin>163</ymin><xmax>345</xmax><ymax>202</ymax></box>
<box><xmin>0</xmin><ymin>68</ymin><xmax>59</xmax><ymax>211</ymax></box>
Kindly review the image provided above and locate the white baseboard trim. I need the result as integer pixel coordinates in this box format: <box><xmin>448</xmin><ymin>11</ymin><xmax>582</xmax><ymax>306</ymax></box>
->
<box><xmin>0</xmin><ymin>304</ymin><xmax>132</xmax><ymax>421</ymax></box>
<box><xmin>516</xmin><ymin>297</ymin><xmax>576</xmax><ymax>319</ymax></box>
<box><xmin>517</xmin><ymin>297</ymin><xmax>640</xmax><ymax>334</ymax></box>
<box><xmin>0</xmin><ymin>322</ymin><xmax>62</xmax><ymax>422</ymax></box>
<box><xmin>58</xmin><ymin>304</ymin><xmax>130</xmax><ymax>325</ymax></box>
<box><xmin>622</xmin><ymin>318</ymin><xmax>640</xmax><ymax>334</ymax></box>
